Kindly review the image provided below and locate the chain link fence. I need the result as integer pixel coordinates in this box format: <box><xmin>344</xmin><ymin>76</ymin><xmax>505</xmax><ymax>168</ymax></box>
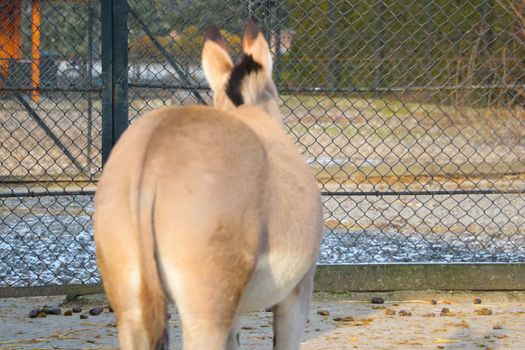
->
<box><xmin>0</xmin><ymin>0</ymin><xmax>101</xmax><ymax>288</ymax></box>
<box><xmin>1</xmin><ymin>0</ymin><xmax>524</xmax><ymax>289</ymax></box>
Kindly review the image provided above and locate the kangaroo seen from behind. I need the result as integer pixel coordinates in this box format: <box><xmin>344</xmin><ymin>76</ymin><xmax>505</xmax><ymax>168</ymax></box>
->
<box><xmin>94</xmin><ymin>20</ymin><xmax>322</xmax><ymax>350</ymax></box>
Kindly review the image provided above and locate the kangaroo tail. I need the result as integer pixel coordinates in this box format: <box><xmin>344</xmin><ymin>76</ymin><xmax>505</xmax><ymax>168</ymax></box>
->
<box><xmin>136</xmin><ymin>163</ymin><xmax>169</xmax><ymax>349</ymax></box>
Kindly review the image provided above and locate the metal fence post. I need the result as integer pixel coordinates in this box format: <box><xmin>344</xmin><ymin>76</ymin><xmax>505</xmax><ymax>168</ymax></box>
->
<box><xmin>101</xmin><ymin>0</ymin><xmax>113</xmax><ymax>164</ymax></box>
<box><xmin>101</xmin><ymin>0</ymin><xmax>128</xmax><ymax>165</ymax></box>
<box><xmin>113</xmin><ymin>0</ymin><xmax>129</xmax><ymax>143</ymax></box>
<box><xmin>86</xmin><ymin>0</ymin><xmax>94</xmax><ymax>174</ymax></box>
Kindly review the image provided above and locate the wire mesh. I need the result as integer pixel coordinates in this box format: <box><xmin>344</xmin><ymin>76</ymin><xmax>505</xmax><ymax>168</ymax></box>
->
<box><xmin>0</xmin><ymin>0</ymin><xmax>101</xmax><ymax>287</ymax></box>
<box><xmin>0</xmin><ymin>0</ymin><xmax>524</xmax><ymax>288</ymax></box>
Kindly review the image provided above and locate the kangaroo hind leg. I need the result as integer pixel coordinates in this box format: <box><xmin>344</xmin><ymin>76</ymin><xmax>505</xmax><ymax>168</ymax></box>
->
<box><xmin>272</xmin><ymin>266</ymin><xmax>315</xmax><ymax>350</ymax></box>
<box><xmin>160</xmin><ymin>231</ymin><xmax>257</xmax><ymax>350</ymax></box>
<box><xmin>97</xmin><ymin>244</ymin><xmax>168</xmax><ymax>350</ymax></box>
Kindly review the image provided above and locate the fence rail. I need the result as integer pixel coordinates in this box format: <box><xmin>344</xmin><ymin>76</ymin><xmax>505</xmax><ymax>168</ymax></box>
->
<box><xmin>0</xmin><ymin>0</ymin><xmax>524</xmax><ymax>290</ymax></box>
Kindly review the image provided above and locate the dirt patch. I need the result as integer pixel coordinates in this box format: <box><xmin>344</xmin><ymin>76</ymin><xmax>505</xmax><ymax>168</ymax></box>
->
<box><xmin>1</xmin><ymin>291</ymin><xmax>524</xmax><ymax>349</ymax></box>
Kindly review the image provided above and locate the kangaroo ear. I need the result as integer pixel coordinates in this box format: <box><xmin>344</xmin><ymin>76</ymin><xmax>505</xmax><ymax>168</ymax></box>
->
<box><xmin>202</xmin><ymin>26</ymin><xmax>234</xmax><ymax>93</ymax></box>
<box><xmin>242</xmin><ymin>19</ymin><xmax>272</xmax><ymax>76</ymax></box>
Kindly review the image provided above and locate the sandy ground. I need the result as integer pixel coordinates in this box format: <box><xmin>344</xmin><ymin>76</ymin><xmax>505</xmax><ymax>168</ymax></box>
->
<box><xmin>1</xmin><ymin>291</ymin><xmax>524</xmax><ymax>349</ymax></box>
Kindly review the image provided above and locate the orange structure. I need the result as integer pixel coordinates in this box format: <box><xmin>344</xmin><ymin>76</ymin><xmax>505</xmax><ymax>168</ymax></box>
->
<box><xmin>0</xmin><ymin>0</ymin><xmax>43</xmax><ymax>101</ymax></box>
<box><xmin>1</xmin><ymin>0</ymin><xmax>92</xmax><ymax>101</ymax></box>
<box><xmin>31</xmin><ymin>0</ymin><xmax>41</xmax><ymax>102</ymax></box>
<box><xmin>0</xmin><ymin>1</ymin><xmax>24</xmax><ymax>85</ymax></box>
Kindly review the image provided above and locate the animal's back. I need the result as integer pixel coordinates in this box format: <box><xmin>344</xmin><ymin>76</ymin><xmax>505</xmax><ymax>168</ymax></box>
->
<box><xmin>96</xmin><ymin>104</ymin><xmax>268</xmax><ymax>255</ymax></box>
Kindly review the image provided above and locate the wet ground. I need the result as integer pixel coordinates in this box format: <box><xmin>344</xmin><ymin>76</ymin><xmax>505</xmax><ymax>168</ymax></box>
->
<box><xmin>1</xmin><ymin>291</ymin><xmax>524</xmax><ymax>349</ymax></box>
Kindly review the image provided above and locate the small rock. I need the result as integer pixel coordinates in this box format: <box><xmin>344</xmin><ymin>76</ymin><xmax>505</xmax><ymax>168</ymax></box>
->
<box><xmin>108</xmin><ymin>305</ymin><xmax>114</xmax><ymax>313</ymax></box>
<box><xmin>72</xmin><ymin>306</ymin><xmax>82</xmax><ymax>313</ymax></box>
<box><xmin>437</xmin><ymin>346</ymin><xmax>445</xmax><ymax>349</ymax></box>
<box><xmin>80</xmin><ymin>313</ymin><xmax>89</xmax><ymax>319</ymax></box>
<box><xmin>371</xmin><ymin>306</ymin><xmax>386</xmax><ymax>310</ymax></box>
<box><xmin>63</xmin><ymin>310</ymin><xmax>73</xmax><ymax>316</ymax></box>
<box><xmin>315</xmin><ymin>328</ymin><xmax>320</xmax><ymax>332</ymax></box>
<box><xmin>430</xmin><ymin>300</ymin><xmax>437</xmax><ymax>305</ymax></box>
<box><xmin>449</xmin><ymin>320</ymin><xmax>470</xmax><ymax>328</ymax></box>
<box><xmin>333</xmin><ymin>316</ymin><xmax>355</xmax><ymax>322</ymax></box>
<box><xmin>371</xmin><ymin>297</ymin><xmax>384</xmax><ymax>304</ymax></box>
<box><xmin>167</xmin><ymin>313</ymin><xmax>171</xmax><ymax>320</ymax></box>
<box><xmin>384</xmin><ymin>308</ymin><xmax>396</xmax><ymax>316</ymax></box>
<box><xmin>440</xmin><ymin>308</ymin><xmax>455</xmax><ymax>316</ymax></box>
<box><xmin>317</xmin><ymin>310</ymin><xmax>330</xmax><ymax>316</ymax></box>
<box><xmin>493</xmin><ymin>324</ymin><xmax>502</xmax><ymax>330</ymax></box>
<box><xmin>398</xmin><ymin>310</ymin><xmax>412</xmax><ymax>317</ymax></box>
<box><xmin>44</xmin><ymin>307</ymin><xmax>61</xmax><ymax>315</ymax></box>
<box><xmin>475</xmin><ymin>308</ymin><xmax>493</xmax><ymax>316</ymax></box>
<box><xmin>29</xmin><ymin>309</ymin><xmax>41</xmax><ymax>318</ymax></box>
<box><xmin>358</xmin><ymin>317</ymin><xmax>374</xmax><ymax>326</ymax></box>
<box><xmin>473</xmin><ymin>298</ymin><xmax>482</xmax><ymax>304</ymax></box>
<box><xmin>422</xmin><ymin>312</ymin><xmax>436</xmax><ymax>317</ymax></box>
<box><xmin>89</xmin><ymin>307</ymin><xmax>104</xmax><ymax>316</ymax></box>
<box><xmin>37</xmin><ymin>311</ymin><xmax>47</xmax><ymax>318</ymax></box>
<box><xmin>241</xmin><ymin>326</ymin><xmax>253</xmax><ymax>330</ymax></box>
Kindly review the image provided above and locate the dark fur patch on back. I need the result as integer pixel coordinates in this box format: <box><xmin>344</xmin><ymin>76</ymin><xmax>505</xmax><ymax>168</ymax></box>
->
<box><xmin>225</xmin><ymin>54</ymin><xmax>263</xmax><ymax>106</ymax></box>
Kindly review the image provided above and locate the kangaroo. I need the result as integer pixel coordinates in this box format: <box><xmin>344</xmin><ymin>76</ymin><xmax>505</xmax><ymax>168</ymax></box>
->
<box><xmin>93</xmin><ymin>20</ymin><xmax>322</xmax><ymax>350</ymax></box>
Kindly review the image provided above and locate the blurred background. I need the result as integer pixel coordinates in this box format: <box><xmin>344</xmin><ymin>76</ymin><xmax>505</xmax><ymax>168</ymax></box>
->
<box><xmin>0</xmin><ymin>0</ymin><xmax>524</xmax><ymax>289</ymax></box>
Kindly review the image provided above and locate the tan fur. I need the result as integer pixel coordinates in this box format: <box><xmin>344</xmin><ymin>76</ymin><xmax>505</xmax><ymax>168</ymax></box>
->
<box><xmin>94</xmin><ymin>21</ymin><xmax>322</xmax><ymax>350</ymax></box>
